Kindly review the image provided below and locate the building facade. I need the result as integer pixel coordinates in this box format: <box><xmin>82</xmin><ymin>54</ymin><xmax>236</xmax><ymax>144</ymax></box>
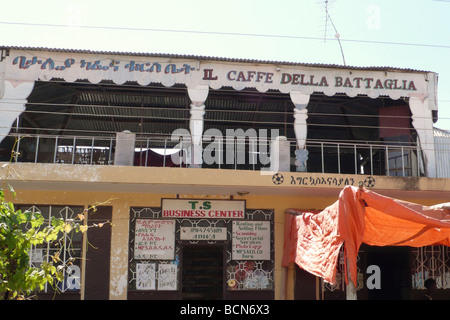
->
<box><xmin>0</xmin><ymin>46</ymin><xmax>449</xmax><ymax>300</ymax></box>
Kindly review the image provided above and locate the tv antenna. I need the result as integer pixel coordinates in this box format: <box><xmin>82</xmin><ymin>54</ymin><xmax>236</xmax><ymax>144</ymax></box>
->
<box><xmin>322</xmin><ymin>0</ymin><xmax>346</xmax><ymax>66</ymax></box>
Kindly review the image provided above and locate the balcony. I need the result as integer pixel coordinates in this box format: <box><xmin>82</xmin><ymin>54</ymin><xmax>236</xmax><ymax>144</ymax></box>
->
<box><xmin>0</xmin><ymin>132</ymin><xmax>424</xmax><ymax>177</ymax></box>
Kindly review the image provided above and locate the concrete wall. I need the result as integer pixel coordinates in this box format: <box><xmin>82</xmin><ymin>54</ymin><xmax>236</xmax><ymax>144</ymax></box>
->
<box><xmin>2</xmin><ymin>162</ymin><xmax>450</xmax><ymax>300</ymax></box>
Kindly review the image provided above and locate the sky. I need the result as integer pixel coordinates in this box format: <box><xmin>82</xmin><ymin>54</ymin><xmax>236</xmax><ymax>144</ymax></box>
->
<box><xmin>1</xmin><ymin>0</ymin><xmax>449</xmax><ymax>131</ymax></box>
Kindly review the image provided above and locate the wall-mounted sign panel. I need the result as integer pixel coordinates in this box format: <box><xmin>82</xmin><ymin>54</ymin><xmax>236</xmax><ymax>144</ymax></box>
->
<box><xmin>136</xmin><ymin>263</ymin><xmax>156</xmax><ymax>290</ymax></box>
<box><xmin>134</xmin><ymin>219</ymin><xmax>175</xmax><ymax>260</ymax></box>
<box><xmin>162</xmin><ymin>199</ymin><xmax>245</xmax><ymax>219</ymax></box>
<box><xmin>5</xmin><ymin>50</ymin><xmax>436</xmax><ymax>103</ymax></box>
<box><xmin>232</xmin><ymin>221</ymin><xmax>271</xmax><ymax>260</ymax></box>
<box><xmin>180</xmin><ymin>227</ymin><xmax>228</xmax><ymax>241</ymax></box>
<box><xmin>157</xmin><ymin>264</ymin><xmax>178</xmax><ymax>291</ymax></box>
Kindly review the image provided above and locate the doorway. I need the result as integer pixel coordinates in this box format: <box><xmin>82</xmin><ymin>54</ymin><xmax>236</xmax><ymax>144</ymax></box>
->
<box><xmin>366</xmin><ymin>246</ymin><xmax>411</xmax><ymax>300</ymax></box>
<box><xmin>182</xmin><ymin>245</ymin><xmax>224</xmax><ymax>300</ymax></box>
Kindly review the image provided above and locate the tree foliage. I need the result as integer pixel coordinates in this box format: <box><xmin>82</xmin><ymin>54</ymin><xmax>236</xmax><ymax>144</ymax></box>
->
<box><xmin>0</xmin><ymin>186</ymin><xmax>94</xmax><ymax>300</ymax></box>
<box><xmin>0</xmin><ymin>184</ymin><xmax>110</xmax><ymax>300</ymax></box>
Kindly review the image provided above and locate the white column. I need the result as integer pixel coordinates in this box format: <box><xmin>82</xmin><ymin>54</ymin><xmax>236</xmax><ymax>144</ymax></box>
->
<box><xmin>409</xmin><ymin>97</ymin><xmax>436</xmax><ymax>178</ymax></box>
<box><xmin>0</xmin><ymin>80</ymin><xmax>35</xmax><ymax>143</ymax></box>
<box><xmin>290</xmin><ymin>92</ymin><xmax>310</xmax><ymax>172</ymax></box>
<box><xmin>346</xmin><ymin>258</ymin><xmax>357</xmax><ymax>300</ymax></box>
<box><xmin>187</xmin><ymin>85</ymin><xmax>208</xmax><ymax>168</ymax></box>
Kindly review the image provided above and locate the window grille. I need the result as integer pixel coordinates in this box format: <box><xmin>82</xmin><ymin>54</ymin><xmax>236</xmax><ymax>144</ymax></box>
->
<box><xmin>411</xmin><ymin>245</ymin><xmax>450</xmax><ymax>289</ymax></box>
<box><xmin>18</xmin><ymin>205</ymin><xmax>84</xmax><ymax>293</ymax></box>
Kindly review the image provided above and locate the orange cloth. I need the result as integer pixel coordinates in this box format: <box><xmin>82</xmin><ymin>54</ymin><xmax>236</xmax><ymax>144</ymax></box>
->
<box><xmin>283</xmin><ymin>186</ymin><xmax>450</xmax><ymax>285</ymax></box>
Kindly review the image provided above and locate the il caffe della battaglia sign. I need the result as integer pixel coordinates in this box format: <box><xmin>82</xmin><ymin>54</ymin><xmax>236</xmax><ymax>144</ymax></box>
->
<box><xmin>3</xmin><ymin>49</ymin><xmax>436</xmax><ymax>101</ymax></box>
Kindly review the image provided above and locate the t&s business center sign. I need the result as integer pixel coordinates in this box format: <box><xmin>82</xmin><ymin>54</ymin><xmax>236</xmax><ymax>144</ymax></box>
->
<box><xmin>161</xmin><ymin>199</ymin><xmax>246</xmax><ymax>219</ymax></box>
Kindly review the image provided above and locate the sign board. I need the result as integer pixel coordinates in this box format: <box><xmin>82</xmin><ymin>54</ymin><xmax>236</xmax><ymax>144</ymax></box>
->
<box><xmin>157</xmin><ymin>264</ymin><xmax>178</xmax><ymax>291</ymax></box>
<box><xmin>5</xmin><ymin>50</ymin><xmax>436</xmax><ymax>103</ymax></box>
<box><xmin>134</xmin><ymin>219</ymin><xmax>175</xmax><ymax>260</ymax></box>
<box><xmin>136</xmin><ymin>263</ymin><xmax>156</xmax><ymax>290</ymax></box>
<box><xmin>232</xmin><ymin>221</ymin><xmax>271</xmax><ymax>260</ymax></box>
<box><xmin>180</xmin><ymin>227</ymin><xmax>228</xmax><ymax>241</ymax></box>
<box><xmin>162</xmin><ymin>199</ymin><xmax>245</xmax><ymax>219</ymax></box>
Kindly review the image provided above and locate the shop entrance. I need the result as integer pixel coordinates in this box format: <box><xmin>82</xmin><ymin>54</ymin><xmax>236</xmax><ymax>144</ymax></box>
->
<box><xmin>366</xmin><ymin>246</ymin><xmax>411</xmax><ymax>300</ymax></box>
<box><xmin>182</xmin><ymin>245</ymin><xmax>224</xmax><ymax>300</ymax></box>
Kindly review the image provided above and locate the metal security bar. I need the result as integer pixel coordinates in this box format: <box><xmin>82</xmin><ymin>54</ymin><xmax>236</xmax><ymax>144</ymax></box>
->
<box><xmin>412</xmin><ymin>246</ymin><xmax>450</xmax><ymax>289</ymax></box>
<box><xmin>19</xmin><ymin>205</ymin><xmax>84</xmax><ymax>293</ymax></box>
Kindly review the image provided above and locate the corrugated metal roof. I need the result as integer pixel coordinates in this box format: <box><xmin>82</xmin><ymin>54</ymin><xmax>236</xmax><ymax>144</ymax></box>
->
<box><xmin>22</xmin><ymin>77</ymin><xmax>401</xmax><ymax>148</ymax></box>
<box><xmin>0</xmin><ymin>45</ymin><xmax>433</xmax><ymax>73</ymax></box>
<box><xmin>434</xmin><ymin>127</ymin><xmax>450</xmax><ymax>178</ymax></box>
<box><xmin>434</xmin><ymin>127</ymin><xmax>450</xmax><ymax>138</ymax></box>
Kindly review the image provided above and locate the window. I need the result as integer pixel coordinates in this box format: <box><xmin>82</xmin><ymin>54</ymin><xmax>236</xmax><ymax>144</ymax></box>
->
<box><xmin>17</xmin><ymin>205</ymin><xmax>84</xmax><ymax>294</ymax></box>
<box><xmin>411</xmin><ymin>245</ymin><xmax>450</xmax><ymax>289</ymax></box>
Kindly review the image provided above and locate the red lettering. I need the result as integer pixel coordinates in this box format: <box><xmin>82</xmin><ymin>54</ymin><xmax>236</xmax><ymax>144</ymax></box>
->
<box><xmin>236</xmin><ymin>71</ymin><xmax>246</xmax><ymax>81</ymax></box>
<box><xmin>227</xmin><ymin>70</ymin><xmax>236</xmax><ymax>81</ymax></box>
<box><xmin>364</xmin><ymin>78</ymin><xmax>374</xmax><ymax>88</ymax></box>
<box><xmin>309</xmin><ymin>75</ymin><xmax>319</xmax><ymax>86</ymax></box>
<box><xmin>343</xmin><ymin>77</ymin><xmax>353</xmax><ymax>87</ymax></box>
<box><xmin>408</xmin><ymin>81</ymin><xmax>417</xmax><ymax>91</ymax></box>
<box><xmin>203</xmin><ymin>69</ymin><xmax>218</xmax><ymax>80</ymax></box>
<box><xmin>374</xmin><ymin>79</ymin><xmax>384</xmax><ymax>89</ymax></box>
<box><xmin>319</xmin><ymin>76</ymin><xmax>329</xmax><ymax>87</ymax></box>
<box><xmin>354</xmin><ymin>77</ymin><xmax>363</xmax><ymax>88</ymax></box>
<box><xmin>256</xmin><ymin>72</ymin><xmax>266</xmax><ymax>82</ymax></box>
<box><xmin>384</xmin><ymin>79</ymin><xmax>393</xmax><ymax>89</ymax></box>
<box><xmin>300</xmin><ymin>74</ymin><xmax>309</xmax><ymax>85</ymax></box>
<box><xmin>265</xmin><ymin>72</ymin><xmax>273</xmax><ymax>83</ymax></box>
<box><xmin>402</xmin><ymin>80</ymin><xmax>407</xmax><ymax>89</ymax></box>
<box><xmin>247</xmin><ymin>71</ymin><xmax>256</xmax><ymax>81</ymax></box>
<box><xmin>281</xmin><ymin>73</ymin><xmax>292</xmax><ymax>84</ymax></box>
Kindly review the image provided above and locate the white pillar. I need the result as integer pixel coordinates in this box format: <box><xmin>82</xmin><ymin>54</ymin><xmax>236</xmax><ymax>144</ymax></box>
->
<box><xmin>0</xmin><ymin>80</ymin><xmax>35</xmax><ymax>143</ymax></box>
<box><xmin>409</xmin><ymin>97</ymin><xmax>436</xmax><ymax>178</ymax></box>
<box><xmin>290</xmin><ymin>92</ymin><xmax>310</xmax><ymax>172</ymax></box>
<box><xmin>346</xmin><ymin>258</ymin><xmax>357</xmax><ymax>300</ymax></box>
<box><xmin>187</xmin><ymin>85</ymin><xmax>208</xmax><ymax>168</ymax></box>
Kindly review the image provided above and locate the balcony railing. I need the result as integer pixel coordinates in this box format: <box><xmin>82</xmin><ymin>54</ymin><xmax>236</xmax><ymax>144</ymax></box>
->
<box><xmin>0</xmin><ymin>133</ymin><xmax>424</xmax><ymax>177</ymax></box>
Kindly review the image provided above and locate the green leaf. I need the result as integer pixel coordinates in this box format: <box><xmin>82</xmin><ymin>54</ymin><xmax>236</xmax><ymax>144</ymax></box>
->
<box><xmin>8</xmin><ymin>184</ymin><xmax>16</xmax><ymax>198</ymax></box>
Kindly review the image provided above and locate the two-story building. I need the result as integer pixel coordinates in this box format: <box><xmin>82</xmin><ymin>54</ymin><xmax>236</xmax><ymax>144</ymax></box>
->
<box><xmin>0</xmin><ymin>46</ymin><xmax>449</xmax><ymax>300</ymax></box>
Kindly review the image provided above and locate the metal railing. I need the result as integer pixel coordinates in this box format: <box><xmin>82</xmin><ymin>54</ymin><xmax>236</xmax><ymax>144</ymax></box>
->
<box><xmin>3</xmin><ymin>134</ymin><xmax>116</xmax><ymax>165</ymax></box>
<box><xmin>0</xmin><ymin>133</ymin><xmax>424</xmax><ymax>177</ymax></box>
<box><xmin>304</xmin><ymin>140</ymin><xmax>423</xmax><ymax>177</ymax></box>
